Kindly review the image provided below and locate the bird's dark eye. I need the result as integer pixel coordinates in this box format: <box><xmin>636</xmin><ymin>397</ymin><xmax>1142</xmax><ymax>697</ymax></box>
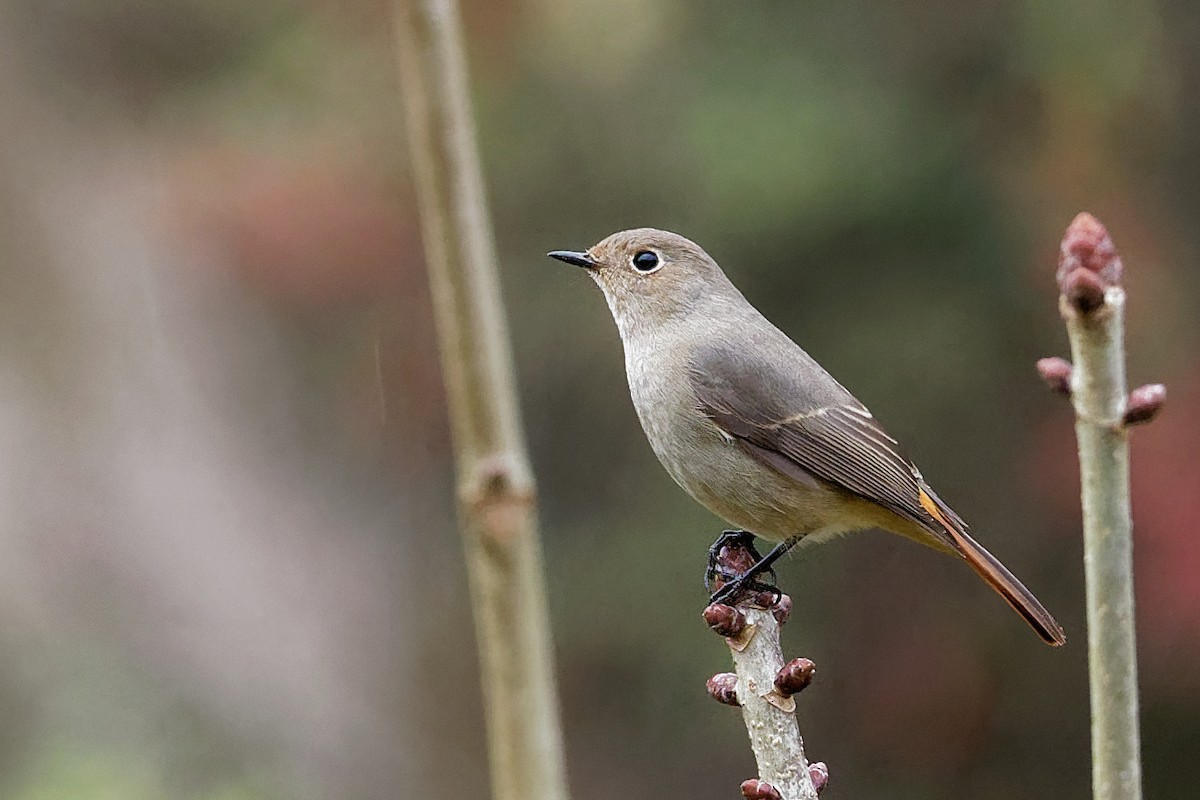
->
<box><xmin>632</xmin><ymin>250</ymin><xmax>661</xmax><ymax>273</ymax></box>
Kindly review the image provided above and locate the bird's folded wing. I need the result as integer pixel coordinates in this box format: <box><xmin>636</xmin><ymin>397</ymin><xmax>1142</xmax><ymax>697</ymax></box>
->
<box><xmin>686</xmin><ymin>343</ymin><xmax>966</xmax><ymax>537</ymax></box>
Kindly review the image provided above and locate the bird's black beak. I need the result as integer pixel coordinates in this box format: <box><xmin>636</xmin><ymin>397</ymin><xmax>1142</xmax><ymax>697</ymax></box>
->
<box><xmin>547</xmin><ymin>250</ymin><xmax>597</xmax><ymax>270</ymax></box>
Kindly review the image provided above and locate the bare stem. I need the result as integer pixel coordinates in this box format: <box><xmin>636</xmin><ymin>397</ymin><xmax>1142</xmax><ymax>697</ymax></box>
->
<box><xmin>727</xmin><ymin>608</ymin><xmax>819</xmax><ymax>800</ymax></box>
<box><xmin>392</xmin><ymin>3</ymin><xmax>570</xmax><ymax>800</ymax></box>
<box><xmin>1056</xmin><ymin>214</ymin><xmax>1142</xmax><ymax>800</ymax></box>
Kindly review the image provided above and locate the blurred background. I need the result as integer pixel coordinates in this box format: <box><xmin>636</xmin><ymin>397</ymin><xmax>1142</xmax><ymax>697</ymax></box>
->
<box><xmin>0</xmin><ymin>0</ymin><xmax>1196</xmax><ymax>798</ymax></box>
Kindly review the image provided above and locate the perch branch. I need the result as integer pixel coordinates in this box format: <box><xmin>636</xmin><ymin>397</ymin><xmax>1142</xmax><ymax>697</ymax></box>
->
<box><xmin>392</xmin><ymin>3</ymin><xmax>570</xmax><ymax>800</ymax></box>
<box><xmin>727</xmin><ymin>607</ymin><xmax>820</xmax><ymax>800</ymax></box>
<box><xmin>706</xmin><ymin>543</ymin><xmax>821</xmax><ymax>799</ymax></box>
<box><xmin>1053</xmin><ymin>213</ymin><xmax>1151</xmax><ymax>800</ymax></box>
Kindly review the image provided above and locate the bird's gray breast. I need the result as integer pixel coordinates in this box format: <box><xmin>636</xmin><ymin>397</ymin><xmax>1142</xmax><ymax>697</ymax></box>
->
<box><xmin>621</xmin><ymin>326</ymin><xmax>814</xmax><ymax>538</ymax></box>
<box><xmin>624</xmin><ymin>329</ymin><xmax>715</xmax><ymax>483</ymax></box>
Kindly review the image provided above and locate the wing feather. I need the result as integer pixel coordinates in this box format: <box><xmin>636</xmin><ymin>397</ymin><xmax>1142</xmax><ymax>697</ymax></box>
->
<box><xmin>687</xmin><ymin>343</ymin><xmax>964</xmax><ymax>535</ymax></box>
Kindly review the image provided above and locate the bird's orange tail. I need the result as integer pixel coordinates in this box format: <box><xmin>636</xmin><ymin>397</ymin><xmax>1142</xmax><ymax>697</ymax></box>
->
<box><xmin>919</xmin><ymin>488</ymin><xmax>1066</xmax><ymax>647</ymax></box>
<box><xmin>952</xmin><ymin>528</ymin><xmax>1066</xmax><ymax>646</ymax></box>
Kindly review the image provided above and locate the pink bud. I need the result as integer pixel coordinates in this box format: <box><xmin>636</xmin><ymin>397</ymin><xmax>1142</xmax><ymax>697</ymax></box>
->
<box><xmin>808</xmin><ymin>761</ymin><xmax>830</xmax><ymax>793</ymax></box>
<box><xmin>1057</xmin><ymin>213</ymin><xmax>1123</xmax><ymax>312</ymax></box>
<box><xmin>1061</xmin><ymin>267</ymin><xmax>1107</xmax><ymax>312</ymax></box>
<box><xmin>1058</xmin><ymin>212</ymin><xmax>1123</xmax><ymax>286</ymax></box>
<box><xmin>1124</xmin><ymin>383</ymin><xmax>1166</xmax><ymax>426</ymax></box>
<box><xmin>1036</xmin><ymin>357</ymin><xmax>1073</xmax><ymax>396</ymax></box>
<box><xmin>771</xmin><ymin>593</ymin><xmax>793</xmax><ymax>625</ymax></box>
<box><xmin>740</xmin><ymin>779</ymin><xmax>782</xmax><ymax>800</ymax></box>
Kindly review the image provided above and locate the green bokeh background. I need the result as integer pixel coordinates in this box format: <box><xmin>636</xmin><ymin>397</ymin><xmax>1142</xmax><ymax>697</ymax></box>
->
<box><xmin>1</xmin><ymin>1</ymin><xmax>1197</xmax><ymax>798</ymax></box>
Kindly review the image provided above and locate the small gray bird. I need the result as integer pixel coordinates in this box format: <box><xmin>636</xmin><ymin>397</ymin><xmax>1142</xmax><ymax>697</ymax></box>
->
<box><xmin>549</xmin><ymin>228</ymin><xmax>1065</xmax><ymax>646</ymax></box>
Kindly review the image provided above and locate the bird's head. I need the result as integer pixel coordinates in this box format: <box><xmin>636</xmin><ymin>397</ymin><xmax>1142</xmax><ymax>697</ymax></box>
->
<box><xmin>548</xmin><ymin>228</ymin><xmax>734</xmax><ymax>336</ymax></box>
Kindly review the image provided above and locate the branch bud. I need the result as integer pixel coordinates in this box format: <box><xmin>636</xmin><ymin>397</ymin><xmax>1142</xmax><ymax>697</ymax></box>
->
<box><xmin>706</xmin><ymin>672</ymin><xmax>740</xmax><ymax>706</ymax></box>
<box><xmin>703</xmin><ymin>603</ymin><xmax>747</xmax><ymax>638</ymax></box>
<box><xmin>1061</xmin><ymin>268</ymin><xmax>1106</xmax><ymax>312</ymax></box>
<box><xmin>740</xmin><ymin>779</ymin><xmax>782</xmax><ymax>800</ymax></box>
<box><xmin>717</xmin><ymin>542</ymin><xmax>758</xmax><ymax>577</ymax></box>
<box><xmin>1057</xmin><ymin>213</ymin><xmax>1123</xmax><ymax>313</ymax></box>
<box><xmin>752</xmin><ymin>589</ymin><xmax>779</xmax><ymax>608</ymax></box>
<box><xmin>771</xmin><ymin>593</ymin><xmax>793</xmax><ymax>625</ymax></box>
<box><xmin>1036</xmin><ymin>357</ymin><xmax>1073</xmax><ymax>396</ymax></box>
<box><xmin>1123</xmin><ymin>383</ymin><xmax>1166</xmax><ymax>426</ymax></box>
<box><xmin>808</xmin><ymin>761</ymin><xmax>829</xmax><ymax>793</ymax></box>
<box><xmin>774</xmin><ymin>658</ymin><xmax>816</xmax><ymax>697</ymax></box>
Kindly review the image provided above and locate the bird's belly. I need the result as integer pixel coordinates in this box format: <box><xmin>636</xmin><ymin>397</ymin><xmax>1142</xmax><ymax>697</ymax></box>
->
<box><xmin>678</xmin><ymin>444</ymin><xmax>843</xmax><ymax>539</ymax></box>
<box><xmin>649</xmin><ymin>413</ymin><xmax>855</xmax><ymax>541</ymax></box>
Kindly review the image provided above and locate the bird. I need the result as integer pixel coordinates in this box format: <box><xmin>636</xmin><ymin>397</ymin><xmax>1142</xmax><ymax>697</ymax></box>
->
<box><xmin>548</xmin><ymin>228</ymin><xmax>1065</xmax><ymax>646</ymax></box>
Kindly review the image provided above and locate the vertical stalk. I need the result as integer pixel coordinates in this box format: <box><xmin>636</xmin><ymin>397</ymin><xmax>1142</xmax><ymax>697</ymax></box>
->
<box><xmin>392</xmin><ymin>3</ymin><xmax>570</xmax><ymax>800</ymax></box>
<box><xmin>1055</xmin><ymin>214</ymin><xmax>1142</xmax><ymax>800</ymax></box>
<box><xmin>1064</xmin><ymin>290</ymin><xmax>1141</xmax><ymax>800</ymax></box>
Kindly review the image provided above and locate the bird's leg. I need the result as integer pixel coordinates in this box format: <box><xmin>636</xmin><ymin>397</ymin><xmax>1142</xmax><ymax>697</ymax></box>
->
<box><xmin>708</xmin><ymin>536</ymin><xmax>800</xmax><ymax>606</ymax></box>
<box><xmin>704</xmin><ymin>530</ymin><xmax>771</xmax><ymax>592</ymax></box>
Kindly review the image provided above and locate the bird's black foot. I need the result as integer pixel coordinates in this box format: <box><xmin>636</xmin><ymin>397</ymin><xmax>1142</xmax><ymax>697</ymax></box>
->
<box><xmin>706</xmin><ymin>533</ymin><xmax>801</xmax><ymax>607</ymax></box>
<box><xmin>705</xmin><ymin>530</ymin><xmax>779</xmax><ymax>604</ymax></box>
<box><xmin>705</xmin><ymin>530</ymin><xmax>770</xmax><ymax>591</ymax></box>
<box><xmin>709</xmin><ymin>574</ymin><xmax>781</xmax><ymax>607</ymax></box>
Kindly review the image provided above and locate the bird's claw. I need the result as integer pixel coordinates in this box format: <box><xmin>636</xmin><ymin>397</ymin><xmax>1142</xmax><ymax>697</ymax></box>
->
<box><xmin>709</xmin><ymin>575</ymin><xmax>781</xmax><ymax>607</ymax></box>
<box><xmin>704</xmin><ymin>530</ymin><xmax>775</xmax><ymax>592</ymax></box>
<box><xmin>705</xmin><ymin>530</ymin><xmax>781</xmax><ymax>606</ymax></box>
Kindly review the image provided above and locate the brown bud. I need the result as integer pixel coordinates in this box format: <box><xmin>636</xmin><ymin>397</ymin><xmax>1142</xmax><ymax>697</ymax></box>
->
<box><xmin>1124</xmin><ymin>383</ymin><xmax>1166</xmax><ymax>426</ymax></box>
<box><xmin>774</xmin><ymin>658</ymin><xmax>816</xmax><ymax>697</ymax></box>
<box><xmin>1058</xmin><ymin>212</ymin><xmax>1123</xmax><ymax>288</ymax></box>
<box><xmin>740</xmin><ymin>779</ymin><xmax>782</xmax><ymax>800</ymax></box>
<box><xmin>808</xmin><ymin>761</ymin><xmax>829</xmax><ymax>793</ymax></box>
<box><xmin>717</xmin><ymin>542</ymin><xmax>758</xmax><ymax>576</ymax></box>
<box><xmin>1061</xmin><ymin>267</ymin><xmax>1107</xmax><ymax>312</ymax></box>
<box><xmin>706</xmin><ymin>672</ymin><xmax>740</xmax><ymax>706</ymax></box>
<box><xmin>771</xmin><ymin>593</ymin><xmax>793</xmax><ymax>625</ymax></box>
<box><xmin>1036</xmin><ymin>357</ymin><xmax>1073</xmax><ymax>396</ymax></box>
<box><xmin>754</xmin><ymin>589</ymin><xmax>779</xmax><ymax>608</ymax></box>
<box><xmin>703</xmin><ymin>603</ymin><xmax>746</xmax><ymax>638</ymax></box>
